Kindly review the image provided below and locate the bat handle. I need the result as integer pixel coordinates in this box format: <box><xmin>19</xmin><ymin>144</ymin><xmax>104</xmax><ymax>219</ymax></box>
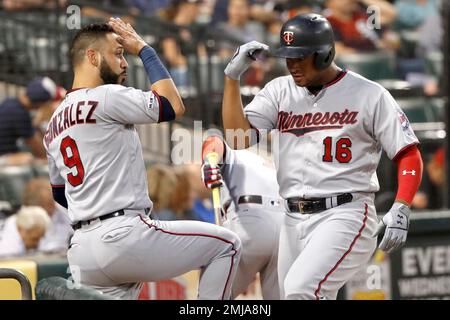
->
<box><xmin>205</xmin><ymin>152</ymin><xmax>222</xmax><ymax>226</ymax></box>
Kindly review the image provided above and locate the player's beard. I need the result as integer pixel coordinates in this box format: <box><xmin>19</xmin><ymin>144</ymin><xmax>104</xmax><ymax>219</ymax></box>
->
<box><xmin>100</xmin><ymin>59</ymin><xmax>124</xmax><ymax>85</ymax></box>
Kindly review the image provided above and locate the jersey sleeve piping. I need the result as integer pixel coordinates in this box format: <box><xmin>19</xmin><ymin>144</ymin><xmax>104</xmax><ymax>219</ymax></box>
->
<box><xmin>392</xmin><ymin>142</ymin><xmax>420</xmax><ymax>162</ymax></box>
<box><xmin>152</xmin><ymin>90</ymin><xmax>163</xmax><ymax>123</ymax></box>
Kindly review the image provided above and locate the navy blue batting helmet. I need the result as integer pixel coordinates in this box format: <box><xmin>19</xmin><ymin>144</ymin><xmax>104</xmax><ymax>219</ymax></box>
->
<box><xmin>275</xmin><ymin>13</ymin><xmax>336</xmax><ymax>70</ymax></box>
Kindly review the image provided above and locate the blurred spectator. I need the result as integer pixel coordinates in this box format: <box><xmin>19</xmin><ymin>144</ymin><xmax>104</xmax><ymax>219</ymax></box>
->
<box><xmin>324</xmin><ymin>0</ymin><xmax>397</xmax><ymax>54</ymax></box>
<box><xmin>414</xmin><ymin>11</ymin><xmax>442</xmax><ymax>97</ymax></box>
<box><xmin>80</xmin><ymin>1</ymin><xmax>135</xmax><ymax>24</ymax></box>
<box><xmin>425</xmin><ymin>147</ymin><xmax>445</xmax><ymax>209</ymax></box>
<box><xmin>417</xmin><ymin>13</ymin><xmax>442</xmax><ymax>57</ymax></box>
<box><xmin>147</xmin><ymin>164</ymin><xmax>179</xmax><ymax>220</ymax></box>
<box><xmin>394</xmin><ymin>0</ymin><xmax>439</xmax><ymax>30</ymax></box>
<box><xmin>0</xmin><ymin>206</ymin><xmax>51</xmax><ymax>258</ymax></box>
<box><xmin>212</xmin><ymin>0</ymin><xmax>284</xmax><ymax>26</ymax></box>
<box><xmin>159</xmin><ymin>0</ymin><xmax>204</xmax><ymax>90</ymax></box>
<box><xmin>0</xmin><ymin>77</ymin><xmax>64</xmax><ymax>166</ymax></box>
<box><xmin>211</xmin><ymin>0</ymin><xmax>285</xmax><ymax>66</ymax></box>
<box><xmin>216</xmin><ymin>0</ymin><xmax>267</xmax><ymax>86</ymax></box>
<box><xmin>216</xmin><ymin>0</ymin><xmax>265</xmax><ymax>57</ymax></box>
<box><xmin>33</xmin><ymin>87</ymin><xmax>67</xmax><ymax>135</ymax></box>
<box><xmin>149</xmin><ymin>164</ymin><xmax>208</xmax><ymax>221</ymax></box>
<box><xmin>171</xmin><ymin>166</ymin><xmax>196</xmax><ymax>219</ymax></box>
<box><xmin>126</xmin><ymin>0</ymin><xmax>170</xmax><ymax>16</ymax></box>
<box><xmin>2</xmin><ymin>0</ymin><xmax>66</xmax><ymax>10</ymax></box>
<box><xmin>427</xmin><ymin>147</ymin><xmax>444</xmax><ymax>187</ymax></box>
<box><xmin>411</xmin><ymin>190</ymin><xmax>429</xmax><ymax>210</ymax></box>
<box><xmin>285</xmin><ymin>0</ymin><xmax>323</xmax><ymax>19</ymax></box>
<box><xmin>22</xmin><ymin>178</ymin><xmax>73</xmax><ymax>253</ymax></box>
<box><xmin>185</xmin><ymin>163</ymin><xmax>215</xmax><ymax>223</ymax></box>
<box><xmin>393</xmin><ymin>1</ymin><xmax>441</xmax><ymax>92</ymax></box>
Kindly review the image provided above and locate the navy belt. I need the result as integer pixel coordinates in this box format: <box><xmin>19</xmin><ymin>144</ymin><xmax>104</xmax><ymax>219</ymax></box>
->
<box><xmin>73</xmin><ymin>208</ymin><xmax>149</xmax><ymax>230</ymax></box>
<box><xmin>287</xmin><ymin>193</ymin><xmax>353</xmax><ymax>214</ymax></box>
<box><xmin>238</xmin><ymin>195</ymin><xmax>263</xmax><ymax>205</ymax></box>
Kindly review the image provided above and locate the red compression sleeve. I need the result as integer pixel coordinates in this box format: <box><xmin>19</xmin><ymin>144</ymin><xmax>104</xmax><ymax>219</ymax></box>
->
<box><xmin>394</xmin><ymin>145</ymin><xmax>423</xmax><ymax>206</ymax></box>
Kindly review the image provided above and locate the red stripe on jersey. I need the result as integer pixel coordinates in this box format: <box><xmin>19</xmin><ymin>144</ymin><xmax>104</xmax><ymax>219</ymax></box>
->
<box><xmin>324</xmin><ymin>70</ymin><xmax>347</xmax><ymax>88</ymax></box>
<box><xmin>66</xmin><ymin>87</ymin><xmax>86</xmax><ymax>94</ymax></box>
<box><xmin>392</xmin><ymin>142</ymin><xmax>419</xmax><ymax>162</ymax></box>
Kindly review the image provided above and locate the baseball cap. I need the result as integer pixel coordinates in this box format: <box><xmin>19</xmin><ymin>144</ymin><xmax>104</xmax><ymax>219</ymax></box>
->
<box><xmin>25</xmin><ymin>77</ymin><xmax>65</xmax><ymax>103</ymax></box>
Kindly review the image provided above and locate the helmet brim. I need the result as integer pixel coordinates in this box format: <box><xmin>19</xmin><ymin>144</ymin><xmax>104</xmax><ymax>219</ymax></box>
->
<box><xmin>273</xmin><ymin>46</ymin><xmax>315</xmax><ymax>59</ymax></box>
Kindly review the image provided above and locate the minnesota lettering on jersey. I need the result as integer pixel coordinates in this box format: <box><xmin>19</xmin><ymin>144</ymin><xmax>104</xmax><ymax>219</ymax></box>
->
<box><xmin>277</xmin><ymin>109</ymin><xmax>358</xmax><ymax>136</ymax></box>
<box><xmin>44</xmin><ymin>100</ymin><xmax>98</xmax><ymax>147</ymax></box>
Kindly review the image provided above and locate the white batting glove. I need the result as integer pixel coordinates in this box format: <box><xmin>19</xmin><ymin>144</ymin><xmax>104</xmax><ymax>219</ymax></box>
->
<box><xmin>201</xmin><ymin>162</ymin><xmax>224</xmax><ymax>189</ymax></box>
<box><xmin>224</xmin><ymin>41</ymin><xmax>270</xmax><ymax>80</ymax></box>
<box><xmin>373</xmin><ymin>202</ymin><xmax>410</xmax><ymax>253</ymax></box>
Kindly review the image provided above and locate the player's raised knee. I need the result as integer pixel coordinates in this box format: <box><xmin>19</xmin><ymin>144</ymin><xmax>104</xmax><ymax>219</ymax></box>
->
<box><xmin>222</xmin><ymin>227</ymin><xmax>241</xmax><ymax>252</ymax></box>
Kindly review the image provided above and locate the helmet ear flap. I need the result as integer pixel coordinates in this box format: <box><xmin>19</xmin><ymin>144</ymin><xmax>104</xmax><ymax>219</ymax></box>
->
<box><xmin>314</xmin><ymin>46</ymin><xmax>335</xmax><ymax>70</ymax></box>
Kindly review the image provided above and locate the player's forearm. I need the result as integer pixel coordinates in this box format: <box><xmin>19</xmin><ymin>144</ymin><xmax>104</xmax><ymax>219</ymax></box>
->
<box><xmin>394</xmin><ymin>145</ymin><xmax>423</xmax><ymax>206</ymax></box>
<box><xmin>222</xmin><ymin>76</ymin><xmax>252</xmax><ymax>149</ymax></box>
<box><xmin>151</xmin><ymin>79</ymin><xmax>185</xmax><ymax>118</ymax></box>
<box><xmin>139</xmin><ymin>46</ymin><xmax>185</xmax><ymax>118</ymax></box>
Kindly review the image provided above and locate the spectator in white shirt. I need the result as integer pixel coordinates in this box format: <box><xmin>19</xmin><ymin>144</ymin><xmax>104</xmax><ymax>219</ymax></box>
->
<box><xmin>22</xmin><ymin>178</ymin><xmax>73</xmax><ymax>253</ymax></box>
<box><xmin>0</xmin><ymin>206</ymin><xmax>51</xmax><ymax>258</ymax></box>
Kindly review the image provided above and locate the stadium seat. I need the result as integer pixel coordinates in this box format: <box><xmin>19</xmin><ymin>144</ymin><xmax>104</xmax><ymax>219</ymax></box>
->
<box><xmin>425</xmin><ymin>51</ymin><xmax>443</xmax><ymax>78</ymax></box>
<box><xmin>31</xmin><ymin>164</ymin><xmax>49</xmax><ymax>177</ymax></box>
<box><xmin>336</xmin><ymin>52</ymin><xmax>398</xmax><ymax>80</ymax></box>
<box><xmin>0</xmin><ymin>166</ymin><xmax>34</xmax><ymax>208</ymax></box>
<box><xmin>396</xmin><ymin>97</ymin><xmax>443</xmax><ymax>123</ymax></box>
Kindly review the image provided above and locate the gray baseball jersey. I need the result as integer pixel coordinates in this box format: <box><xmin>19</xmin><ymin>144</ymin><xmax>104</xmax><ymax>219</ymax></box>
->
<box><xmin>44</xmin><ymin>85</ymin><xmax>241</xmax><ymax>299</ymax></box>
<box><xmin>220</xmin><ymin>144</ymin><xmax>284</xmax><ymax>299</ymax></box>
<box><xmin>243</xmin><ymin>70</ymin><xmax>418</xmax><ymax>299</ymax></box>
<box><xmin>245</xmin><ymin>71</ymin><xmax>418</xmax><ymax>199</ymax></box>
<box><xmin>44</xmin><ymin>85</ymin><xmax>158</xmax><ymax>223</ymax></box>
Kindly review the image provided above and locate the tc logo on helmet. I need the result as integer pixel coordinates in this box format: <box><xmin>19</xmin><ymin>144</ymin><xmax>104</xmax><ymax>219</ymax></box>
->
<box><xmin>283</xmin><ymin>31</ymin><xmax>294</xmax><ymax>45</ymax></box>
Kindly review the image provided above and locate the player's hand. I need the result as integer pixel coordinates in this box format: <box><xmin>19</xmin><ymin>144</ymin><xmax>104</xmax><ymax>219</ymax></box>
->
<box><xmin>373</xmin><ymin>202</ymin><xmax>410</xmax><ymax>253</ymax></box>
<box><xmin>224</xmin><ymin>40</ymin><xmax>269</xmax><ymax>80</ymax></box>
<box><xmin>108</xmin><ymin>17</ymin><xmax>147</xmax><ymax>55</ymax></box>
<box><xmin>201</xmin><ymin>162</ymin><xmax>224</xmax><ymax>189</ymax></box>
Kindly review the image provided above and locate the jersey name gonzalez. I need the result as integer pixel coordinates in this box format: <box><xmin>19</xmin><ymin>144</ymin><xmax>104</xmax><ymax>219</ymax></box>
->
<box><xmin>44</xmin><ymin>100</ymin><xmax>98</xmax><ymax>147</ymax></box>
<box><xmin>277</xmin><ymin>109</ymin><xmax>358</xmax><ymax>136</ymax></box>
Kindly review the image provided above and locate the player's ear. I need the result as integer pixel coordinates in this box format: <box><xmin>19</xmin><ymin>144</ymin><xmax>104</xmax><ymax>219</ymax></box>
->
<box><xmin>86</xmin><ymin>48</ymin><xmax>100</xmax><ymax>68</ymax></box>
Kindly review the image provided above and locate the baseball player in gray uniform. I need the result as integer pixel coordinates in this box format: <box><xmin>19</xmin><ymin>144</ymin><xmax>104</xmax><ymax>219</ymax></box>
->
<box><xmin>221</xmin><ymin>14</ymin><xmax>423</xmax><ymax>300</ymax></box>
<box><xmin>44</xmin><ymin>19</ymin><xmax>241</xmax><ymax>299</ymax></box>
<box><xmin>201</xmin><ymin>136</ymin><xmax>284</xmax><ymax>299</ymax></box>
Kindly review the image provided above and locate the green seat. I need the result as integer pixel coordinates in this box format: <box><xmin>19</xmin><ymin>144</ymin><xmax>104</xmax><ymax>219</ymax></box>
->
<box><xmin>336</xmin><ymin>52</ymin><xmax>397</xmax><ymax>80</ymax></box>
<box><xmin>31</xmin><ymin>164</ymin><xmax>49</xmax><ymax>177</ymax></box>
<box><xmin>424</xmin><ymin>51</ymin><xmax>443</xmax><ymax>78</ymax></box>
<box><xmin>0</xmin><ymin>166</ymin><xmax>34</xmax><ymax>208</ymax></box>
<box><xmin>396</xmin><ymin>97</ymin><xmax>443</xmax><ymax>123</ymax></box>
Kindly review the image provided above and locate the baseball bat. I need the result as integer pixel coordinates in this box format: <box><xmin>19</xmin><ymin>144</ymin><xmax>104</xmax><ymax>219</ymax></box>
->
<box><xmin>205</xmin><ymin>151</ymin><xmax>222</xmax><ymax>226</ymax></box>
